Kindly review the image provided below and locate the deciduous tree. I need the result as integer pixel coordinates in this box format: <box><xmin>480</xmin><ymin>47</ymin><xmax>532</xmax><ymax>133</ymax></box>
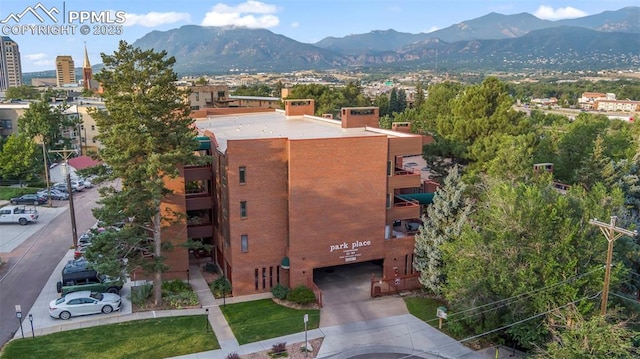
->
<box><xmin>0</xmin><ymin>133</ymin><xmax>40</xmax><ymax>184</ymax></box>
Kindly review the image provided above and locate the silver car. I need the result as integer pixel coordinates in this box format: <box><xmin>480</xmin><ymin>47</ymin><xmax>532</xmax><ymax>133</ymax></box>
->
<box><xmin>49</xmin><ymin>291</ymin><xmax>122</xmax><ymax>320</ymax></box>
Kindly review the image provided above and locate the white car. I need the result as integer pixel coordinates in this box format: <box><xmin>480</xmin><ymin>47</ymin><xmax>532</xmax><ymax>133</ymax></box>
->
<box><xmin>49</xmin><ymin>291</ymin><xmax>122</xmax><ymax>320</ymax></box>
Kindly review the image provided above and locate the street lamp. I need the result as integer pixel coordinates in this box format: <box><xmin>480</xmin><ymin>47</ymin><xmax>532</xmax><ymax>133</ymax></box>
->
<box><xmin>28</xmin><ymin>314</ymin><xmax>34</xmax><ymax>338</ymax></box>
<box><xmin>15</xmin><ymin>305</ymin><xmax>24</xmax><ymax>339</ymax></box>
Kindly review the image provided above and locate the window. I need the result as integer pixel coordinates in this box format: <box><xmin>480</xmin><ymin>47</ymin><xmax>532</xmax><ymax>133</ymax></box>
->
<box><xmin>387</xmin><ymin>161</ymin><xmax>392</xmax><ymax>176</ymax></box>
<box><xmin>262</xmin><ymin>267</ymin><xmax>266</xmax><ymax>289</ymax></box>
<box><xmin>239</xmin><ymin>166</ymin><xmax>246</xmax><ymax>184</ymax></box>
<box><xmin>241</xmin><ymin>235</ymin><xmax>248</xmax><ymax>253</ymax></box>
<box><xmin>269</xmin><ymin>266</ymin><xmax>273</xmax><ymax>288</ymax></box>
<box><xmin>240</xmin><ymin>201</ymin><xmax>247</xmax><ymax>218</ymax></box>
<box><xmin>254</xmin><ymin>268</ymin><xmax>259</xmax><ymax>290</ymax></box>
<box><xmin>91</xmin><ymin>125</ymin><xmax>95</xmax><ymax>131</ymax></box>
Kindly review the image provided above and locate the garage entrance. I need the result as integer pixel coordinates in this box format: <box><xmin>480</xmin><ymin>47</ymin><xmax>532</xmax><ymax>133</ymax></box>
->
<box><xmin>313</xmin><ymin>260</ymin><xmax>383</xmax><ymax>305</ymax></box>
<box><xmin>313</xmin><ymin>260</ymin><xmax>409</xmax><ymax>327</ymax></box>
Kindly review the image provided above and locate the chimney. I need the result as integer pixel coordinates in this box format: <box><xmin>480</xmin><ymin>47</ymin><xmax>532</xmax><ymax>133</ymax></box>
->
<box><xmin>341</xmin><ymin>107</ymin><xmax>379</xmax><ymax>128</ymax></box>
<box><xmin>285</xmin><ymin>99</ymin><xmax>315</xmax><ymax>116</ymax></box>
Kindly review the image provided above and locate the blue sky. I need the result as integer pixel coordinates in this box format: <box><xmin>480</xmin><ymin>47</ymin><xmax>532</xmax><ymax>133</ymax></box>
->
<box><xmin>0</xmin><ymin>0</ymin><xmax>637</xmax><ymax>73</ymax></box>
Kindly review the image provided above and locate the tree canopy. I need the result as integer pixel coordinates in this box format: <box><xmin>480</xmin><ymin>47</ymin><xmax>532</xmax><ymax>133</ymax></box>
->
<box><xmin>85</xmin><ymin>40</ymin><xmax>199</xmax><ymax>305</ymax></box>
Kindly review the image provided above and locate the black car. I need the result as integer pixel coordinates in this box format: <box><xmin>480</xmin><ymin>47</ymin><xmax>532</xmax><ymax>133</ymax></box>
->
<box><xmin>10</xmin><ymin>194</ymin><xmax>47</xmax><ymax>205</ymax></box>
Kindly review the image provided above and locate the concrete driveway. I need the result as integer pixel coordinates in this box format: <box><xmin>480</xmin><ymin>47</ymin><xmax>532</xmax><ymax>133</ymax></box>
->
<box><xmin>314</xmin><ymin>261</ymin><xmax>409</xmax><ymax>328</ymax></box>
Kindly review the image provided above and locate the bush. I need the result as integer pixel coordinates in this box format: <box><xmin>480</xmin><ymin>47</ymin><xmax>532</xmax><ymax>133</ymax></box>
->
<box><xmin>162</xmin><ymin>279</ymin><xmax>191</xmax><ymax>294</ymax></box>
<box><xmin>270</xmin><ymin>342</ymin><xmax>287</xmax><ymax>356</ymax></box>
<box><xmin>164</xmin><ymin>291</ymin><xmax>199</xmax><ymax>308</ymax></box>
<box><xmin>226</xmin><ymin>353</ymin><xmax>240</xmax><ymax>359</ymax></box>
<box><xmin>286</xmin><ymin>285</ymin><xmax>316</xmax><ymax>305</ymax></box>
<box><xmin>210</xmin><ymin>276</ymin><xmax>231</xmax><ymax>297</ymax></box>
<box><xmin>270</xmin><ymin>284</ymin><xmax>290</xmax><ymax>300</ymax></box>
<box><xmin>131</xmin><ymin>284</ymin><xmax>153</xmax><ymax>306</ymax></box>
<box><xmin>203</xmin><ymin>262</ymin><xmax>218</xmax><ymax>273</ymax></box>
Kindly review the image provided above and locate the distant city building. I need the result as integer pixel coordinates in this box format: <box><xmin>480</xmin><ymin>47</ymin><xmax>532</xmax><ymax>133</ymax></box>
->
<box><xmin>595</xmin><ymin>99</ymin><xmax>640</xmax><ymax>113</ymax></box>
<box><xmin>55</xmin><ymin>55</ymin><xmax>76</xmax><ymax>87</ymax></box>
<box><xmin>0</xmin><ymin>36</ymin><xmax>23</xmax><ymax>91</ymax></box>
<box><xmin>82</xmin><ymin>44</ymin><xmax>93</xmax><ymax>91</ymax></box>
<box><xmin>31</xmin><ymin>78</ymin><xmax>58</xmax><ymax>87</ymax></box>
<box><xmin>183</xmin><ymin>84</ymin><xmax>231</xmax><ymax>110</ymax></box>
<box><xmin>578</xmin><ymin>92</ymin><xmax>616</xmax><ymax>110</ymax></box>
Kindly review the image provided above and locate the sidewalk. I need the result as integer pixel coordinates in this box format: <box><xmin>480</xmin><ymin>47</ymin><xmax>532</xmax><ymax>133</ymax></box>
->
<box><xmin>14</xmin><ymin>253</ymin><xmax>483</xmax><ymax>359</ymax></box>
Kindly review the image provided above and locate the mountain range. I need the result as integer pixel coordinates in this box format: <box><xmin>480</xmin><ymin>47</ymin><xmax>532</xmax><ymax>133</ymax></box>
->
<box><xmin>25</xmin><ymin>6</ymin><xmax>640</xmax><ymax>80</ymax></box>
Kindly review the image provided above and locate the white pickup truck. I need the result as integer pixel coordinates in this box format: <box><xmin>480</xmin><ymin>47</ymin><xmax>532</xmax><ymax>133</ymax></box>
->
<box><xmin>0</xmin><ymin>206</ymin><xmax>39</xmax><ymax>225</ymax></box>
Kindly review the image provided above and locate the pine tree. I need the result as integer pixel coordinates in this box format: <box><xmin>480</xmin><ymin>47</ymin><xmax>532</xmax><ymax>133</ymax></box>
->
<box><xmin>85</xmin><ymin>41</ymin><xmax>198</xmax><ymax>305</ymax></box>
<box><xmin>413</xmin><ymin>165</ymin><xmax>471</xmax><ymax>295</ymax></box>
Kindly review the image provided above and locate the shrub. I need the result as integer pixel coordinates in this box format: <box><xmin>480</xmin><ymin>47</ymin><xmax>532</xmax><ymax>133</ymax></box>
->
<box><xmin>270</xmin><ymin>342</ymin><xmax>287</xmax><ymax>354</ymax></box>
<box><xmin>226</xmin><ymin>353</ymin><xmax>241</xmax><ymax>359</ymax></box>
<box><xmin>270</xmin><ymin>284</ymin><xmax>290</xmax><ymax>300</ymax></box>
<box><xmin>164</xmin><ymin>291</ymin><xmax>199</xmax><ymax>308</ymax></box>
<box><xmin>203</xmin><ymin>262</ymin><xmax>218</xmax><ymax>273</ymax></box>
<box><xmin>131</xmin><ymin>284</ymin><xmax>153</xmax><ymax>306</ymax></box>
<box><xmin>210</xmin><ymin>276</ymin><xmax>232</xmax><ymax>297</ymax></box>
<box><xmin>162</xmin><ymin>279</ymin><xmax>191</xmax><ymax>294</ymax></box>
<box><xmin>286</xmin><ymin>285</ymin><xmax>316</xmax><ymax>305</ymax></box>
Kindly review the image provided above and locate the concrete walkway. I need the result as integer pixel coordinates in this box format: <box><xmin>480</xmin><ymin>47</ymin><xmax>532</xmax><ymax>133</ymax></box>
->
<box><xmin>13</xmin><ymin>253</ymin><xmax>485</xmax><ymax>359</ymax></box>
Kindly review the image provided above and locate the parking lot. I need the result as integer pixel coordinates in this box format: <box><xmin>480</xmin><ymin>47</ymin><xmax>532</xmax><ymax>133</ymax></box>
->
<box><xmin>17</xmin><ymin>249</ymin><xmax>132</xmax><ymax>338</ymax></box>
<box><xmin>0</xmin><ymin>202</ymin><xmax>68</xmax><ymax>253</ymax></box>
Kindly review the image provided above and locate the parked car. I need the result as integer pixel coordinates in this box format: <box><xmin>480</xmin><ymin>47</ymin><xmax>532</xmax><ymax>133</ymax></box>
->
<box><xmin>37</xmin><ymin>189</ymin><xmax>69</xmax><ymax>201</ymax></box>
<box><xmin>52</xmin><ymin>183</ymin><xmax>72</xmax><ymax>193</ymax></box>
<box><xmin>49</xmin><ymin>291</ymin><xmax>122</xmax><ymax>320</ymax></box>
<box><xmin>56</xmin><ymin>268</ymin><xmax>123</xmax><ymax>295</ymax></box>
<box><xmin>0</xmin><ymin>206</ymin><xmax>39</xmax><ymax>225</ymax></box>
<box><xmin>9</xmin><ymin>194</ymin><xmax>47</xmax><ymax>205</ymax></box>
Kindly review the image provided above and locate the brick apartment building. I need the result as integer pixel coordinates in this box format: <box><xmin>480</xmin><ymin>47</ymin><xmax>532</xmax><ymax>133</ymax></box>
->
<box><xmin>167</xmin><ymin>100</ymin><xmax>426</xmax><ymax>296</ymax></box>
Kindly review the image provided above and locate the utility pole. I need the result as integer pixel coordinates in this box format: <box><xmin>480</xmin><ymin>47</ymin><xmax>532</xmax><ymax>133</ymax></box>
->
<box><xmin>49</xmin><ymin>147</ymin><xmax>79</xmax><ymax>248</ymax></box>
<box><xmin>41</xmin><ymin>140</ymin><xmax>52</xmax><ymax>207</ymax></box>
<box><xmin>589</xmin><ymin>216</ymin><xmax>637</xmax><ymax>316</ymax></box>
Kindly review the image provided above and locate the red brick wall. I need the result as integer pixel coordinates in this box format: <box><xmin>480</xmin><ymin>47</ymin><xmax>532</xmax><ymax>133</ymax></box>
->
<box><xmin>226</xmin><ymin>138</ymin><xmax>290</xmax><ymax>295</ymax></box>
<box><xmin>382</xmin><ymin>236</ymin><xmax>417</xmax><ymax>278</ymax></box>
<box><xmin>287</xmin><ymin>136</ymin><xmax>388</xmax><ymax>288</ymax></box>
<box><xmin>341</xmin><ymin>107</ymin><xmax>379</xmax><ymax>128</ymax></box>
<box><xmin>190</xmin><ymin>108</ymin><xmax>276</xmax><ymax>119</ymax></box>
<box><xmin>134</xmin><ymin>168</ymin><xmax>189</xmax><ymax>282</ymax></box>
<box><xmin>284</xmin><ymin>99</ymin><xmax>315</xmax><ymax>116</ymax></box>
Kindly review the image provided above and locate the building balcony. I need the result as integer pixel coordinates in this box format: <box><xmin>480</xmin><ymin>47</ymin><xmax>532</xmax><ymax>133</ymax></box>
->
<box><xmin>186</xmin><ymin>195</ymin><xmax>213</xmax><ymax>211</ymax></box>
<box><xmin>184</xmin><ymin>165</ymin><xmax>213</xmax><ymax>182</ymax></box>
<box><xmin>388</xmin><ymin>167</ymin><xmax>421</xmax><ymax>190</ymax></box>
<box><xmin>387</xmin><ymin>195</ymin><xmax>421</xmax><ymax>221</ymax></box>
<box><xmin>390</xmin><ymin>219</ymin><xmax>423</xmax><ymax>239</ymax></box>
<box><xmin>187</xmin><ymin>224</ymin><xmax>213</xmax><ymax>239</ymax></box>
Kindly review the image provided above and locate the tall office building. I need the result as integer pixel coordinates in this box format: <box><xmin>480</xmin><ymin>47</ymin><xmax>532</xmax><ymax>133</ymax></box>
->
<box><xmin>56</xmin><ymin>55</ymin><xmax>76</xmax><ymax>86</ymax></box>
<box><xmin>0</xmin><ymin>36</ymin><xmax>23</xmax><ymax>91</ymax></box>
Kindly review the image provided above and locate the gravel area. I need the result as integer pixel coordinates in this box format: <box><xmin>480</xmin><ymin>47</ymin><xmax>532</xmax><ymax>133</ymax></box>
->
<box><xmin>242</xmin><ymin>338</ymin><xmax>324</xmax><ymax>359</ymax></box>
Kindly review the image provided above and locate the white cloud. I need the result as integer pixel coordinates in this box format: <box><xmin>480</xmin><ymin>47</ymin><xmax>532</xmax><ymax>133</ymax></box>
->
<box><xmin>290</xmin><ymin>21</ymin><xmax>299</xmax><ymax>28</ymax></box>
<box><xmin>33</xmin><ymin>59</ymin><xmax>54</xmax><ymax>67</ymax></box>
<box><xmin>124</xmin><ymin>11</ymin><xmax>191</xmax><ymax>27</ymax></box>
<box><xmin>534</xmin><ymin>5</ymin><xmax>587</xmax><ymax>20</ymax></box>
<box><xmin>201</xmin><ymin>1</ymin><xmax>280</xmax><ymax>28</ymax></box>
<box><xmin>25</xmin><ymin>53</ymin><xmax>47</xmax><ymax>61</ymax></box>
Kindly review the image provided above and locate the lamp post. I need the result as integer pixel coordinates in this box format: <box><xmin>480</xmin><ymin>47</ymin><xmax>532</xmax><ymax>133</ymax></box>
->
<box><xmin>28</xmin><ymin>314</ymin><xmax>34</xmax><ymax>338</ymax></box>
<box><xmin>15</xmin><ymin>305</ymin><xmax>24</xmax><ymax>339</ymax></box>
<box><xmin>205</xmin><ymin>308</ymin><xmax>209</xmax><ymax>332</ymax></box>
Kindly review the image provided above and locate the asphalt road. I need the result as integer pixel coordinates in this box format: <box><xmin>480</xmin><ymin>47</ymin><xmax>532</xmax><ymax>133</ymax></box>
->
<box><xmin>0</xmin><ymin>188</ymin><xmax>99</xmax><ymax>347</ymax></box>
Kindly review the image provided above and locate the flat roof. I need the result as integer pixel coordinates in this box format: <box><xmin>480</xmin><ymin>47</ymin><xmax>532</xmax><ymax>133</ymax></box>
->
<box><xmin>195</xmin><ymin>111</ymin><xmax>385</xmax><ymax>151</ymax></box>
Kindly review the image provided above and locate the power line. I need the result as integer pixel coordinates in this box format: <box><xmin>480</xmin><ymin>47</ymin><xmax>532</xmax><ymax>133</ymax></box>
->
<box><xmin>439</xmin><ymin>266</ymin><xmax>604</xmax><ymax>323</ymax></box>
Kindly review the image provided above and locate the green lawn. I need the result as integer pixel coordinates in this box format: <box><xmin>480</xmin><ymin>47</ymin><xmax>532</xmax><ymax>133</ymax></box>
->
<box><xmin>220</xmin><ymin>299</ymin><xmax>320</xmax><ymax>345</ymax></box>
<box><xmin>0</xmin><ymin>187</ymin><xmax>41</xmax><ymax>201</ymax></box>
<box><xmin>404</xmin><ymin>296</ymin><xmax>448</xmax><ymax>326</ymax></box>
<box><xmin>0</xmin><ymin>316</ymin><xmax>219</xmax><ymax>359</ymax></box>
